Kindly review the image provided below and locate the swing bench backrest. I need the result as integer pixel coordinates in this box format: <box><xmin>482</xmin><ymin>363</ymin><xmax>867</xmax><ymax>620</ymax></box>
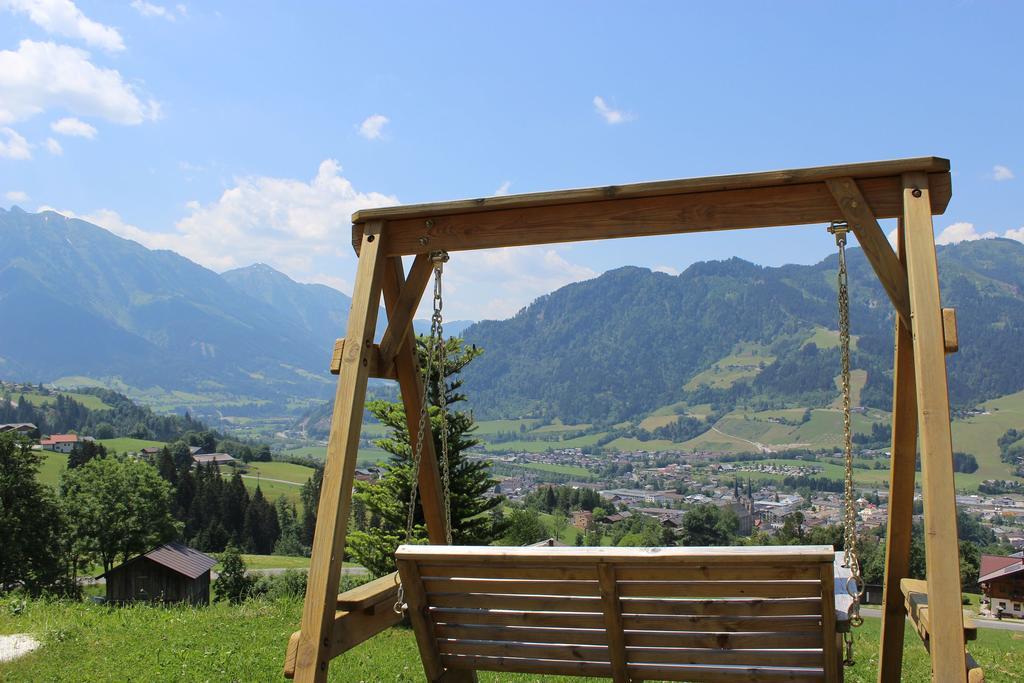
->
<box><xmin>396</xmin><ymin>544</ymin><xmax>848</xmax><ymax>682</ymax></box>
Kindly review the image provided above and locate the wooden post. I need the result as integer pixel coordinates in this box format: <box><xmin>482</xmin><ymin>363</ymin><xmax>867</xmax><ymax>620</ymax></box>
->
<box><xmin>597</xmin><ymin>565</ymin><xmax>628</xmax><ymax>683</ymax></box>
<box><xmin>292</xmin><ymin>221</ymin><xmax>387</xmax><ymax>683</ymax></box>
<box><xmin>381</xmin><ymin>256</ymin><xmax>449</xmax><ymax>543</ymax></box>
<box><xmin>901</xmin><ymin>173</ymin><xmax>967</xmax><ymax>683</ymax></box>
<box><xmin>819</xmin><ymin>562</ymin><xmax>839</xmax><ymax>683</ymax></box>
<box><xmin>878</xmin><ymin>219</ymin><xmax>919</xmax><ymax>683</ymax></box>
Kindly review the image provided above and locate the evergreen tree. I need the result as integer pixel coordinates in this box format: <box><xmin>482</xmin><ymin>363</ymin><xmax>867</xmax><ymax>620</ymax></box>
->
<box><xmin>0</xmin><ymin>433</ymin><xmax>71</xmax><ymax>595</ymax></box>
<box><xmin>67</xmin><ymin>440</ymin><xmax>107</xmax><ymax>469</ymax></box>
<box><xmin>221</xmin><ymin>471</ymin><xmax>250</xmax><ymax>544</ymax></box>
<box><xmin>213</xmin><ymin>545</ymin><xmax>253</xmax><ymax>604</ymax></box>
<box><xmin>242</xmin><ymin>486</ymin><xmax>279</xmax><ymax>554</ymax></box>
<box><xmin>299</xmin><ymin>465</ymin><xmax>323</xmax><ymax>548</ymax></box>
<box><xmin>273</xmin><ymin>497</ymin><xmax>305</xmax><ymax>556</ymax></box>
<box><xmin>348</xmin><ymin>338</ymin><xmax>505</xmax><ymax>577</ymax></box>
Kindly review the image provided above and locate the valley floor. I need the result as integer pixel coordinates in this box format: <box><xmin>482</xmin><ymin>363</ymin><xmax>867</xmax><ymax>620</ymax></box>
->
<box><xmin>1</xmin><ymin>597</ymin><xmax>1022</xmax><ymax>682</ymax></box>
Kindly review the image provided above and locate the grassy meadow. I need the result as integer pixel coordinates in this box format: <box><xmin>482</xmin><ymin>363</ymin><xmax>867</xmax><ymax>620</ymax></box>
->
<box><xmin>1</xmin><ymin>597</ymin><xmax>1021</xmax><ymax>682</ymax></box>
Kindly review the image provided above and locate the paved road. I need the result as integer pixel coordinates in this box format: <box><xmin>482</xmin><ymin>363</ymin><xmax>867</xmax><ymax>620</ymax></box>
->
<box><xmin>860</xmin><ymin>607</ymin><xmax>1024</xmax><ymax>632</ymax></box>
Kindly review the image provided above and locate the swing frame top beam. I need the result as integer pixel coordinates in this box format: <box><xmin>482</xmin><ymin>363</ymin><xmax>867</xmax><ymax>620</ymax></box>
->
<box><xmin>351</xmin><ymin>156</ymin><xmax>950</xmax><ymax>256</ymax></box>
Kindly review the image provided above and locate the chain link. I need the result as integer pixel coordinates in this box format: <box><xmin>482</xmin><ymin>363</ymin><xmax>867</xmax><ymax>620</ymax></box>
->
<box><xmin>395</xmin><ymin>251</ymin><xmax>452</xmax><ymax>614</ymax></box>
<box><xmin>830</xmin><ymin>221</ymin><xmax>865</xmax><ymax>633</ymax></box>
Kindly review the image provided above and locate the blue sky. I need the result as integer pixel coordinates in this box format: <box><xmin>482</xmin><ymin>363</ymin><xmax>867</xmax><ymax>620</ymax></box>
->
<box><xmin>1</xmin><ymin>1</ymin><xmax>1021</xmax><ymax>319</ymax></box>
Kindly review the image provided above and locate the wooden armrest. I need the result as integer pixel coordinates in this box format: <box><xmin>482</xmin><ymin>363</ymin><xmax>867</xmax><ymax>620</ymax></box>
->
<box><xmin>336</xmin><ymin>571</ymin><xmax>399</xmax><ymax>611</ymax></box>
<box><xmin>901</xmin><ymin>578</ymin><xmax>977</xmax><ymax>642</ymax></box>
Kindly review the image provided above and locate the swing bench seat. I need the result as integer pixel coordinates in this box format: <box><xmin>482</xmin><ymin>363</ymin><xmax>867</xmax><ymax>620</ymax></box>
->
<box><xmin>900</xmin><ymin>579</ymin><xmax>984</xmax><ymax>683</ymax></box>
<box><xmin>397</xmin><ymin>544</ymin><xmax>850</xmax><ymax>682</ymax></box>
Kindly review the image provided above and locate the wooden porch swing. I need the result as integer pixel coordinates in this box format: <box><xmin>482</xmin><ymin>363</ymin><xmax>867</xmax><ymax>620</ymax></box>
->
<box><xmin>285</xmin><ymin>157</ymin><xmax>980</xmax><ymax>683</ymax></box>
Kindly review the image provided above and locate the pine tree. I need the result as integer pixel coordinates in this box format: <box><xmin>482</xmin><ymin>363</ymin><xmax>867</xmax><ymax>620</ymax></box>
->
<box><xmin>348</xmin><ymin>337</ymin><xmax>506</xmax><ymax>577</ymax></box>
<box><xmin>221</xmin><ymin>471</ymin><xmax>250</xmax><ymax>544</ymax></box>
<box><xmin>242</xmin><ymin>486</ymin><xmax>279</xmax><ymax>554</ymax></box>
<box><xmin>273</xmin><ymin>497</ymin><xmax>305</xmax><ymax>556</ymax></box>
<box><xmin>213</xmin><ymin>544</ymin><xmax>253</xmax><ymax>604</ymax></box>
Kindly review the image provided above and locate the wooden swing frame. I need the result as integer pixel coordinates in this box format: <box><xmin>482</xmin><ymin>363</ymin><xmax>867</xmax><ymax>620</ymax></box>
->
<box><xmin>285</xmin><ymin>156</ymin><xmax>972</xmax><ymax>683</ymax></box>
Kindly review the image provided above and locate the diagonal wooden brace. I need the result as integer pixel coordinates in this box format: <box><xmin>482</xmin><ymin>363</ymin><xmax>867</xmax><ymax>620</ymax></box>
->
<box><xmin>826</xmin><ymin>178</ymin><xmax>912</xmax><ymax>328</ymax></box>
<box><xmin>377</xmin><ymin>253</ymin><xmax>434</xmax><ymax>364</ymax></box>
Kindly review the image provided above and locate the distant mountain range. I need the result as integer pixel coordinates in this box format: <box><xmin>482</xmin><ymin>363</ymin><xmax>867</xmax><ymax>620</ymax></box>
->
<box><xmin>3</xmin><ymin>206</ymin><xmax>1023</xmax><ymax>428</ymax></box>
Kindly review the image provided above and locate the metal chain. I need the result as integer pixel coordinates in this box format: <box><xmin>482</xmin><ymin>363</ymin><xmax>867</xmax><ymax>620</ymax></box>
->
<box><xmin>395</xmin><ymin>251</ymin><xmax>451</xmax><ymax>614</ymax></box>
<box><xmin>830</xmin><ymin>221</ymin><xmax>865</xmax><ymax>633</ymax></box>
<box><xmin>432</xmin><ymin>253</ymin><xmax>454</xmax><ymax>545</ymax></box>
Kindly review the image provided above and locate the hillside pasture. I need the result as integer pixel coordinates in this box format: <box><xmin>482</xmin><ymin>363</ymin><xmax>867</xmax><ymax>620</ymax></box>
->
<box><xmin>97</xmin><ymin>437</ymin><xmax>166</xmax><ymax>454</ymax></box>
<box><xmin>1</xmin><ymin>598</ymin><xmax>1021</xmax><ymax>682</ymax></box>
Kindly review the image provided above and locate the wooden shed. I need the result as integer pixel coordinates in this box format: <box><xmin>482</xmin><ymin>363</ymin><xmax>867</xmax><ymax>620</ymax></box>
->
<box><xmin>100</xmin><ymin>542</ymin><xmax>216</xmax><ymax>606</ymax></box>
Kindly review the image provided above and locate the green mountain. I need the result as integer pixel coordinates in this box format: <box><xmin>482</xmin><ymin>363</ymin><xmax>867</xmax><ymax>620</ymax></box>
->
<box><xmin>0</xmin><ymin>207</ymin><xmax>346</xmax><ymax>411</ymax></box>
<box><xmin>459</xmin><ymin>239</ymin><xmax>1024</xmax><ymax>424</ymax></box>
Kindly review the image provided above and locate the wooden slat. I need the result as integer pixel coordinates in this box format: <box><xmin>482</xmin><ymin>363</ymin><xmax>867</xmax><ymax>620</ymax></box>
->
<box><xmin>429</xmin><ymin>593</ymin><xmax>601</xmax><ymax>612</ymax></box>
<box><xmin>622</xmin><ymin>615</ymin><xmax>824</xmax><ymax>632</ymax></box>
<box><xmin>626</xmin><ymin>631</ymin><xmax>824</xmax><ymax>650</ymax></box>
<box><xmin>292</xmin><ymin>221</ymin><xmax>386</xmax><ymax>683</ymax></box>
<box><xmin>355</xmin><ymin>157</ymin><xmax>949</xmax><ymax>224</ymax></box>
<box><xmin>619</xmin><ymin>597</ymin><xmax>822</xmax><ymax>617</ymax></box>
<box><xmin>356</xmin><ymin>172</ymin><xmax>952</xmax><ymax>256</ymax></box>
<box><xmin>398</xmin><ymin>559</ymin><xmax>446</xmax><ymax>681</ymax></box>
<box><xmin>329</xmin><ymin>339</ymin><xmax>395</xmax><ymax>379</ymax></box>
<box><xmin>943</xmin><ymin>307</ymin><xmax>959</xmax><ymax>353</ymax></box>
<box><xmin>627</xmin><ymin>663</ymin><xmax>824</xmax><ymax>682</ymax></box>
<box><xmin>903</xmin><ymin>171</ymin><xmax>968</xmax><ymax>683</ymax></box>
<box><xmin>398</xmin><ymin>544</ymin><xmax>837</xmax><ymax>564</ymax></box>
<box><xmin>383</xmin><ymin>257</ymin><xmax>450</xmax><ymax>544</ymax></box>
<box><xmin>425</xmin><ymin>578</ymin><xmax>600</xmax><ymax>596</ymax></box>
<box><xmin>616</xmin><ymin>565</ymin><xmax>821</xmax><ymax>582</ymax></box>
<box><xmin>617</xmin><ymin>581</ymin><xmax>822</xmax><ymax>599</ymax></box>
<box><xmin>879</xmin><ymin>220</ymin><xmax>919</xmax><ymax>683</ymax></box>
<box><xmin>430</xmin><ymin>608</ymin><xmax>606</xmax><ymax>629</ymax></box>
<box><xmin>627</xmin><ymin>647</ymin><xmax>822</xmax><ymax>668</ymax></box>
<box><xmin>438</xmin><ymin>639</ymin><xmax>610</xmax><ymax>662</ymax></box>
<box><xmin>598</xmin><ymin>564</ymin><xmax>629</xmax><ymax>683</ymax></box>
<box><xmin>441</xmin><ymin>654</ymin><xmax>612</xmax><ymax>678</ymax></box>
<box><xmin>434</xmin><ymin>624</ymin><xmax>609</xmax><ymax>646</ymax></box>
<box><xmin>335</xmin><ymin>571</ymin><xmax>398</xmax><ymax>610</ymax></box>
<box><xmin>419</xmin><ymin>564</ymin><xmax>597</xmax><ymax>580</ymax></box>
<box><xmin>377</xmin><ymin>253</ymin><xmax>433</xmax><ymax>364</ymax></box>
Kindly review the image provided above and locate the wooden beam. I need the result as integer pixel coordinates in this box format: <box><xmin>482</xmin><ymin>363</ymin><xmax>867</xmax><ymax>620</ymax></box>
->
<box><xmin>329</xmin><ymin>339</ymin><xmax>395</xmax><ymax>379</ymax></box>
<box><xmin>398</xmin><ymin>559</ymin><xmax>446</xmax><ymax>681</ymax></box>
<box><xmin>378</xmin><ymin>254</ymin><xmax>434</xmax><ymax>363</ymax></box>
<box><xmin>355</xmin><ymin>157</ymin><xmax>950</xmax><ymax>224</ymax></box>
<box><xmin>382</xmin><ymin>256</ymin><xmax>451</xmax><ymax>544</ymax></box>
<box><xmin>902</xmin><ymin>172</ymin><xmax>968</xmax><ymax>683</ymax></box>
<box><xmin>878</xmin><ymin>220</ymin><xmax>920</xmax><ymax>683</ymax></box>
<box><xmin>826</xmin><ymin>177</ymin><xmax>912</xmax><ymax>327</ymax></box>
<box><xmin>291</xmin><ymin>221</ymin><xmax>387</xmax><ymax>683</ymax></box>
<box><xmin>596</xmin><ymin>565</ymin><xmax>628</xmax><ymax>683</ymax></box>
<box><xmin>355</xmin><ymin>172</ymin><xmax>952</xmax><ymax>256</ymax></box>
<box><xmin>943</xmin><ymin>307</ymin><xmax>959</xmax><ymax>353</ymax></box>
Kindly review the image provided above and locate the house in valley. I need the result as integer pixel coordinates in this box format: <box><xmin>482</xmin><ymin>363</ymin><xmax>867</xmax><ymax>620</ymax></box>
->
<box><xmin>979</xmin><ymin>554</ymin><xmax>1024</xmax><ymax>618</ymax></box>
<box><xmin>40</xmin><ymin>433</ymin><xmax>81</xmax><ymax>453</ymax></box>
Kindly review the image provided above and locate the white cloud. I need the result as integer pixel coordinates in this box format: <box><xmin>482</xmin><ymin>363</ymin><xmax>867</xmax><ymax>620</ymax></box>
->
<box><xmin>442</xmin><ymin>247</ymin><xmax>598</xmax><ymax>320</ymax></box>
<box><xmin>935</xmin><ymin>222</ymin><xmax>998</xmax><ymax>245</ymax></box>
<box><xmin>130</xmin><ymin>0</ymin><xmax>183</xmax><ymax>21</ymax></box>
<box><xmin>494</xmin><ymin>180</ymin><xmax>512</xmax><ymax>196</ymax></box>
<box><xmin>51</xmin><ymin>116</ymin><xmax>96</xmax><ymax>138</ymax></box>
<box><xmin>992</xmin><ymin>164</ymin><xmax>1014</xmax><ymax>181</ymax></box>
<box><xmin>358</xmin><ymin>114</ymin><xmax>389</xmax><ymax>140</ymax></box>
<box><xmin>653</xmin><ymin>265</ymin><xmax>680</xmax><ymax>276</ymax></box>
<box><xmin>4</xmin><ymin>190</ymin><xmax>29</xmax><ymax>202</ymax></box>
<box><xmin>1004</xmin><ymin>227</ymin><xmax>1024</xmax><ymax>243</ymax></box>
<box><xmin>593</xmin><ymin>95</ymin><xmax>632</xmax><ymax>125</ymax></box>
<box><xmin>0</xmin><ymin>0</ymin><xmax>124</xmax><ymax>52</ymax></box>
<box><xmin>0</xmin><ymin>40</ymin><xmax>160</xmax><ymax>126</ymax></box>
<box><xmin>0</xmin><ymin>127</ymin><xmax>32</xmax><ymax>159</ymax></box>
<box><xmin>44</xmin><ymin>137</ymin><xmax>62</xmax><ymax>154</ymax></box>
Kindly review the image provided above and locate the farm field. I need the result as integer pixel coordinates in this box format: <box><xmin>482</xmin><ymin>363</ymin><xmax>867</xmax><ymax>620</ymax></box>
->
<box><xmin>281</xmin><ymin>445</ymin><xmax>391</xmax><ymax>466</ymax></box>
<box><xmin>1</xmin><ymin>598</ymin><xmax>1021</xmax><ymax>682</ymax></box>
<box><xmin>36</xmin><ymin>451</ymin><xmax>67</xmax><ymax>488</ymax></box>
<box><xmin>11</xmin><ymin>388</ymin><xmax>112</xmax><ymax>411</ymax></box>
<box><xmin>245</xmin><ymin>461</ymin><xmax>314</xmax><ymax>485</ymax></box>
<box><xmin>96</xmin><ymin>437</ymin><xmax>166</xmax><ymax>454</ymax></box>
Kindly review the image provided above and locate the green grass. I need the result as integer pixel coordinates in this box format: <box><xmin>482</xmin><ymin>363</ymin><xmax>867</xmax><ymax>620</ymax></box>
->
<box><xmin>36</xmin><ymin>451</ymin><xmax>67</xmax><ymax>488</ymax></box>
<box><xmin>96</xmin><ymin>438</ymin><xmax>166</xmax><ymax>454</ymax></box>
<box><xmin>684</xmin><ymin>343</ymin><xmax>775</xmax><ymax>391</ymax></box>
<box><xmin>220</xmin><ymin>554</ymin><xmax>310</xmax><ymax>571</ymax></box>
<box><xmin>13</xmin><ymin>389</ymin><xmax>112</xmax><ymax>411</ymax></box>
<box><xmin>1</xmin><ymin>598</ymin><xmax>1021</xmax><ymax>682</ymax></box>
<box><xmin>245</xmin><ymin>461</ymin><xmax>314</xmax><ymax>485</ymax></box>
<box><xmin>282</xmin><ymin>445</ymin><xmax>390</xmax><ymax>467</ymax></box>
<box><xmin>517</xmin><ymin>462</ymin><xmax>593</xmax><ymax>478</ymax></box>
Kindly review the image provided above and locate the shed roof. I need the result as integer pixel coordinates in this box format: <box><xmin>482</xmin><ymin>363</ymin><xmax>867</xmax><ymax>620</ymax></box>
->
<box><xmin>100</xmin><ymin>542</ymin><xmax>216</xmax><ymax>580</ymax></box>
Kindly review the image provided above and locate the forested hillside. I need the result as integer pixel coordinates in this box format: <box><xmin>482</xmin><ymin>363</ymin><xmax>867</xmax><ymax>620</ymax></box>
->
<box><xmin>459</xmin><ymin>239</ymin><xmax>1024</xmax><ymax>424</ymax></box>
